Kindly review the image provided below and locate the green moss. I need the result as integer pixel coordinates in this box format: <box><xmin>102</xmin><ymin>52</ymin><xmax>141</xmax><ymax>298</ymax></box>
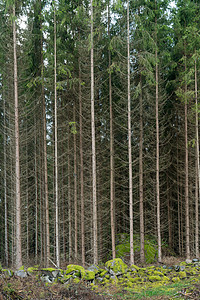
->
<box><xmin>130</xmin><ymin>264</ymin><xmax>140</xmax><ymax>272</ymax></box>
<box><xmin>154</xmin><ymin>271</ymin><xmax>164</xmax><ymax>276</ymax></box>
<box><xmin>172</xmin><ymin>277</ymin><xmax>180</xmax><ymax>282</ymax></box>
<box><xmin>180</xmin><ymin>262</ymin><xmax>187</xmax><ymax>266</ymax></box>
<box><xmin>130</xmin><ymin>277</ymin><xmax>143</xmax><ymax>283</ymax></box>
<box><xmin>41</xmin><ymin>268</ymin><xmax>56</xmax><ymax>272</ymax></box>
<box><xmin>162</xmin><ymin>276</ymin><xmax>170</xmax><ymax>281</ymax></box>
<box><xmin>85</xmin><ymin>270</ymin><xmax>95</xmax><ymax>281</ymax></box>
<box><xmin>99</xmin><ymin>270</ymin><xmax>107</xmax><ymax>277</ymax></box>
<box><xmin>2</xmin><ymin>269</ymin><xmax>13</xmax><ymax>277</ymax></box>
<box><xmin>73</xmin><ymin>278</ymin><xmax>80</xmax><ymax>284</ymax></box>
<box><xmin>126</xmin><ymin>281</ymin><xmax>134</xmax><ymax>288</ymax></box>
<box><xmin>149</xmin><ymin>275</ymin><xmax>162</xmax><ymax>282</ymax></box>
<box><xmin>66</xmin><ymin>264</ymin><xmax>86</xmax><ymax>278</ymax></box>
<box><xmin>27</xmin><ymin>267</ymin><xmax>38</xmax><ymax>274</ymax></box>
<box><xmin>105</xmin><ymin>258</ymin><xmax>128</xmax><ymax>274</ymax></box>
<box><xmin>179</xmin><ymin>271</ymin><xmax>187</xmax><ymax>278</ymax></box>
<box><xmin>63</xmin><ymin>274</ymin><xmax>73</xmax><ymax>280</ymax></box>
<box><xmin>19</xmin><ymin>265</ymin><xmax>25</xmax><ymax>270</ymax></box>
<box><xmin>102</xmin><ymin>278</ymin><xmax>110</xmax><ymax>284</ymax></box>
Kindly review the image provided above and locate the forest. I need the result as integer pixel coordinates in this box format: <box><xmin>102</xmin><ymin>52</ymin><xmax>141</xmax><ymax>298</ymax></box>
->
<box><xmin>0</xmin><ymin>0</ymin><xmax>200</xmax><ymax>271</ymax></box>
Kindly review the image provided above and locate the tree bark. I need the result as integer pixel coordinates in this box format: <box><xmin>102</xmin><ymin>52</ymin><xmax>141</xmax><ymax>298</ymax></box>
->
<box><xmin>155</xmin><ymin>4</ymin><xmax>161</xmax><ymax>262</ymax></box>
<box><xmin>4</xmin><ymin>87</ymin><xmax>8</xmax><ymax>266</ymax></box>
<box><xmin>79</xmin><ymin>59</ymin><xmax>85</xmax><ymax>266</ymax></box>
<box><xmin>91</xmin><ymin>0</ymin><xmax>98</xmax><ymax>265</ymax></box>
<box><xmin>73</xmin><ymin>103</ymin><xmax>78</xmax><ymax>261</ymax></box>
<box><xmin>108</xmin><ymin>1</ymin><xmax>116</xmax><ymax>260</ymax></box>
<box><xmin>139</xmin><ymin>77</ymin><xmax>145</xmax><ymax>263</ymax></box>
<box><xmin>195</xmin><ymin>57</ymin><xmax>199</xmax><ymax>258</ymax></box>
<box><xmin>184</xmin><ymin>54</ymin><xmax>190</xmax><ymax>260</ymax></box>
<box><xmin>68</xmin><ymin>132</ymin><xmax>72</xmax><ymax>261</ymax></box>
<box><xmin>127</xmin><ymin>0</ymin><xmax>134</xmax><ymax>266</ymax></box>
<box><xmin>54</xmin><ymin>4</ymin><xmax>60</xmax><ymax>267</ymax></box>
<box><xmin>13</xmin><ymin>4</ymin><xmax>22</xmax><ymax>269</ymax></box>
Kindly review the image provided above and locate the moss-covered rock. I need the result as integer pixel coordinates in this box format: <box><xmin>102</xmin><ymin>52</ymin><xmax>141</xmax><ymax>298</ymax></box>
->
<box><xmin>179</xmin><ymin>271</ymin><xmax>187</xmax><ymax>278</ymax></box>
<box><xmin>105</xmin><ymin>258</ymin><xmax>128</xmax><ymax>274</ymax></box>
<box><xmin>172</xmin><ymin>277</ymin><xmax>180</xmax><ymax>282</ymax></box>
<box><xmin>27</xmin><ymin>267</ymin><xmax>39</xmax><ymax>274</ymax></box>
<box><xmin>153</xmin><ymin>271</ymin><xmax>164</xmax><ymax>276</ymax></box>
<box><xmin>149</xmin><ymin>275</ymin><xmax>162</xmax><ymax>282</ymax></box>
<box><xmin>99</xmin><ymin>270</ymin><xmax>108</xmax><ymax>277</ymax></box>
<box><xmin>65</xmin><ymin>264</ymin><xmax>86</xmax><ymax>278</ymax></box>
<box><xmin>85</xmin><ymin>270</ymin><xmax>95</xmax><ymax>281</ymax></box>
<box><xmin>129</xmin><ymin>264</ymin><xmax>140</xmax><ymax>272</ymax></box>
<box><xmin>2</xmin><ymin>269</ymin><xmax>13</xmax><ymax>278</ymax></box>
<box><xmin>130</xmin><ymin>277</ymin><xmax>143</xmax><ymax>283</ymax></box>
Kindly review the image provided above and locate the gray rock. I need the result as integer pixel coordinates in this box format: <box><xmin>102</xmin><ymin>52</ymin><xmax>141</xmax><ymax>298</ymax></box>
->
<box><xmin>185</xmin><ymin>259</ymin><xmax>192</xmax><ymax>264</ymax></box>
<box><xmin>193</xmin><ymin>258</ymin><xmax>199</xmax><ymax>262</ymax></box>
<box><xmin>175</xmin><ymin>265</ymin><xmax>180</xmax><ymax>272</ymax></box>
<box><xmin>180</xmin><ymin>266</ymin><xmax>185</xmax><ymax>271</ymax></box>
<box><xmin>15</xmin><ymin>270</ymin><xmax>27</xmax><ymax>278</ymax></box>
<box><xmin>109</xmin><ymin>269</ymin><xmax>115</xmax><ymax>276</ymax></box>
<box><xmin>41</xmin><ymin>275</ymin><xmax>54</xmax><ymax>283</ymax></box>
<box><xmin>52</xmin><ymin>270</ymin><xmax>61</xmax><ymax>278</ymax></box>
<box><xmin>87</xmin><ymin>265</ymin><xmax>99</xmax><ymax>273</ymax></box>
<box><xmin>162</xmin><ymin>265</ymin><xmax>167</xmax><ymax>269</ymax></box>
<box><xmin>96</xmin><ymin>277</ymin><xmax>103</xmax><ymax>282</ymax></box>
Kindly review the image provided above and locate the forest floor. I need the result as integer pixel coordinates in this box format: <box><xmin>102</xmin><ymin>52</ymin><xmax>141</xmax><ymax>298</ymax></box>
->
<box><xmin>1</xmin><ymin>256</ymin><xmax>200</xmax><ymax>299</ymax></box>
<box><xmin>1</xmin><ymin>272</ymin><xmax>200</xmax><ymax>299</ymax></box>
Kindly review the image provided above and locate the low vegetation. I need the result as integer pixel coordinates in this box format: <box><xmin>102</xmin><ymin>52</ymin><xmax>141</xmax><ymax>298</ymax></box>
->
<box><xmin>1</xmin><ymin>258</ymin><xmax>200</xmax><ymax>299</ymax></box>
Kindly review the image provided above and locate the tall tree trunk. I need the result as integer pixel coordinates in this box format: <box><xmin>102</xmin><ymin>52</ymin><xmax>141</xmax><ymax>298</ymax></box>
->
<box><xmin>73</xmin><ymin>103</ymin><xmax>78</xmax><ymax>261</ymax></box>
<box><xmin>127</xmin><ymin>0</ymin><xmax>134</xmax><ymax>265</ymax></box>
<box><xmin>139</xmin><ymin>77</ymin><xmax>145</xmax><ymax>263</ymax></box>
<box><xmin>13</xmin><ymin>4</ymin><xmax>22</xmax><ymax>269</ymax></box>
<box><xmin>184</xmin><ymin>54</ymin><xmax>190</xmax><ymax>260</ymax></box>
<box><xmin>195</xmin><ymin>57</ymin><xmax>199</xmax><ymax>258</ymax></box>
<box><xmin>108</xmin><ymin>1</ymin><xmax>115</xmax><ymax>260</ymax></box>
<box><xmin>41</xmin><ymin>44</ymin><xmax>50</xmax><ymax>267</ymax></box>
<box><xmin>91</xmin><ymin>0</ymin><xmax>98</xmax><ymax>265</ymax></box>
<box><xmin>155</xmin><ymin>4</ymin><xmax>161</xmax><ymax>262</ymax></box>
<box><xmin>34</xmin><ymin>127</ymin><xmax>38</xmax><ymax>264</ymax></box>
<box><xmin>4</xmin><ymin>89</ymin><xmax>8</xmax><ymax>266</ymax></box>
<box><xmin>54</xmin><ymin>4</ymin><xmax>60</xmax><ymax>268</ymax></box>
<box><xmin>79</xmin><ymin>59</ymin><xmax>85</xmax><ymax>266</ymax></box>
<box><xmin>68</xmin><ymin>132</ymin><xmax>72</xmax><ymax>261</ymax></box>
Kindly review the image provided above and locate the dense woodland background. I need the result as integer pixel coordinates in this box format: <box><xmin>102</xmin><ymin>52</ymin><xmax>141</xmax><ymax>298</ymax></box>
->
<box><xmin>0</xmin><ymin>0</ymin><xmax>200</xmax><ymax>269</ymax></box>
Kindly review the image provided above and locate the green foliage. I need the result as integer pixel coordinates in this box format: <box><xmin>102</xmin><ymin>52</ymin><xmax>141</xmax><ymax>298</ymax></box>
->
<box><xmin>69</xmin><ymin>122</ymin><xmax>77</xmax><ymax>134</ymax></box>
<box><xmin>115</xmin><ymin>234</ymin><xmax>159</xmax><ymax>264</ymax></box>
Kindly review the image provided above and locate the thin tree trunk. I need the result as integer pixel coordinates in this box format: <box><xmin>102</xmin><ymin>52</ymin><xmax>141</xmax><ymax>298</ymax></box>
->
<box><xmin>195</xmin><ymin>57</ymin><xmax>199</xmax><ymax>258</ymax></box>
<box><xmin>13</xmin><ymin>4</ymin><xmax>22</xmax><ymax>269</ymax></box>
<box><xmin>54</xmin><ymin>4</ymin><xmax>60</xmax><ymax>268</ymax></box>
<box><xmin>42</xmin><ymin>47</ymin><xmax>50</xmax><ymax>267</ymax></box>
<box><xmin>155</xmin><ymin>5</ymin><xmax>161</xmax><ymax>262</ymax></box>
<box><xmin>127</xmin><ymin>0</ymin><xmax>134</xmax><ymax>265</ymax></box>
<box><xmin>68</xmin><ymin>133</ymin><xmax>72</xmax><ymax>261</ymax></box>
<box><xmin>79</xmin><ymin>59</ymin><xmax>85</xmax><ymax>266</ymax></box>
<box><xmin>73</xmin><ymin>103</ymin><xmax>78</xmax><ymax>261</ymax></box>
<box><xmin>108</xmin><ymin>2</ymin><xmax>115</xmax><ymax>260</ymax></box>
<box><xmin>91</xmin><ymin>0</ymin><xmax>98</xmax><ymax>265</ymax></box>
<box><xmin>167</xmin><ymin>175</ymin><xmax>172</xmax><ymax>248</ymax></box>
<box><xmin>4</xmin><ymin>89</ymin><xmax>8</xmax><ymax>266</ymax></box>
<box><xmin>139</xmin><ymin>77</ymin><xmax>145</xmax><ymax>263</ymax></box>
<box><xmin>184</xmin><ymin>54</ymin><xmax>190</xmax><ymax>260</ymax></box>
<box><xmin>35</xmin><ymin>129</ymin><xmax>38</xmax><ymax>263</ymax></box>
